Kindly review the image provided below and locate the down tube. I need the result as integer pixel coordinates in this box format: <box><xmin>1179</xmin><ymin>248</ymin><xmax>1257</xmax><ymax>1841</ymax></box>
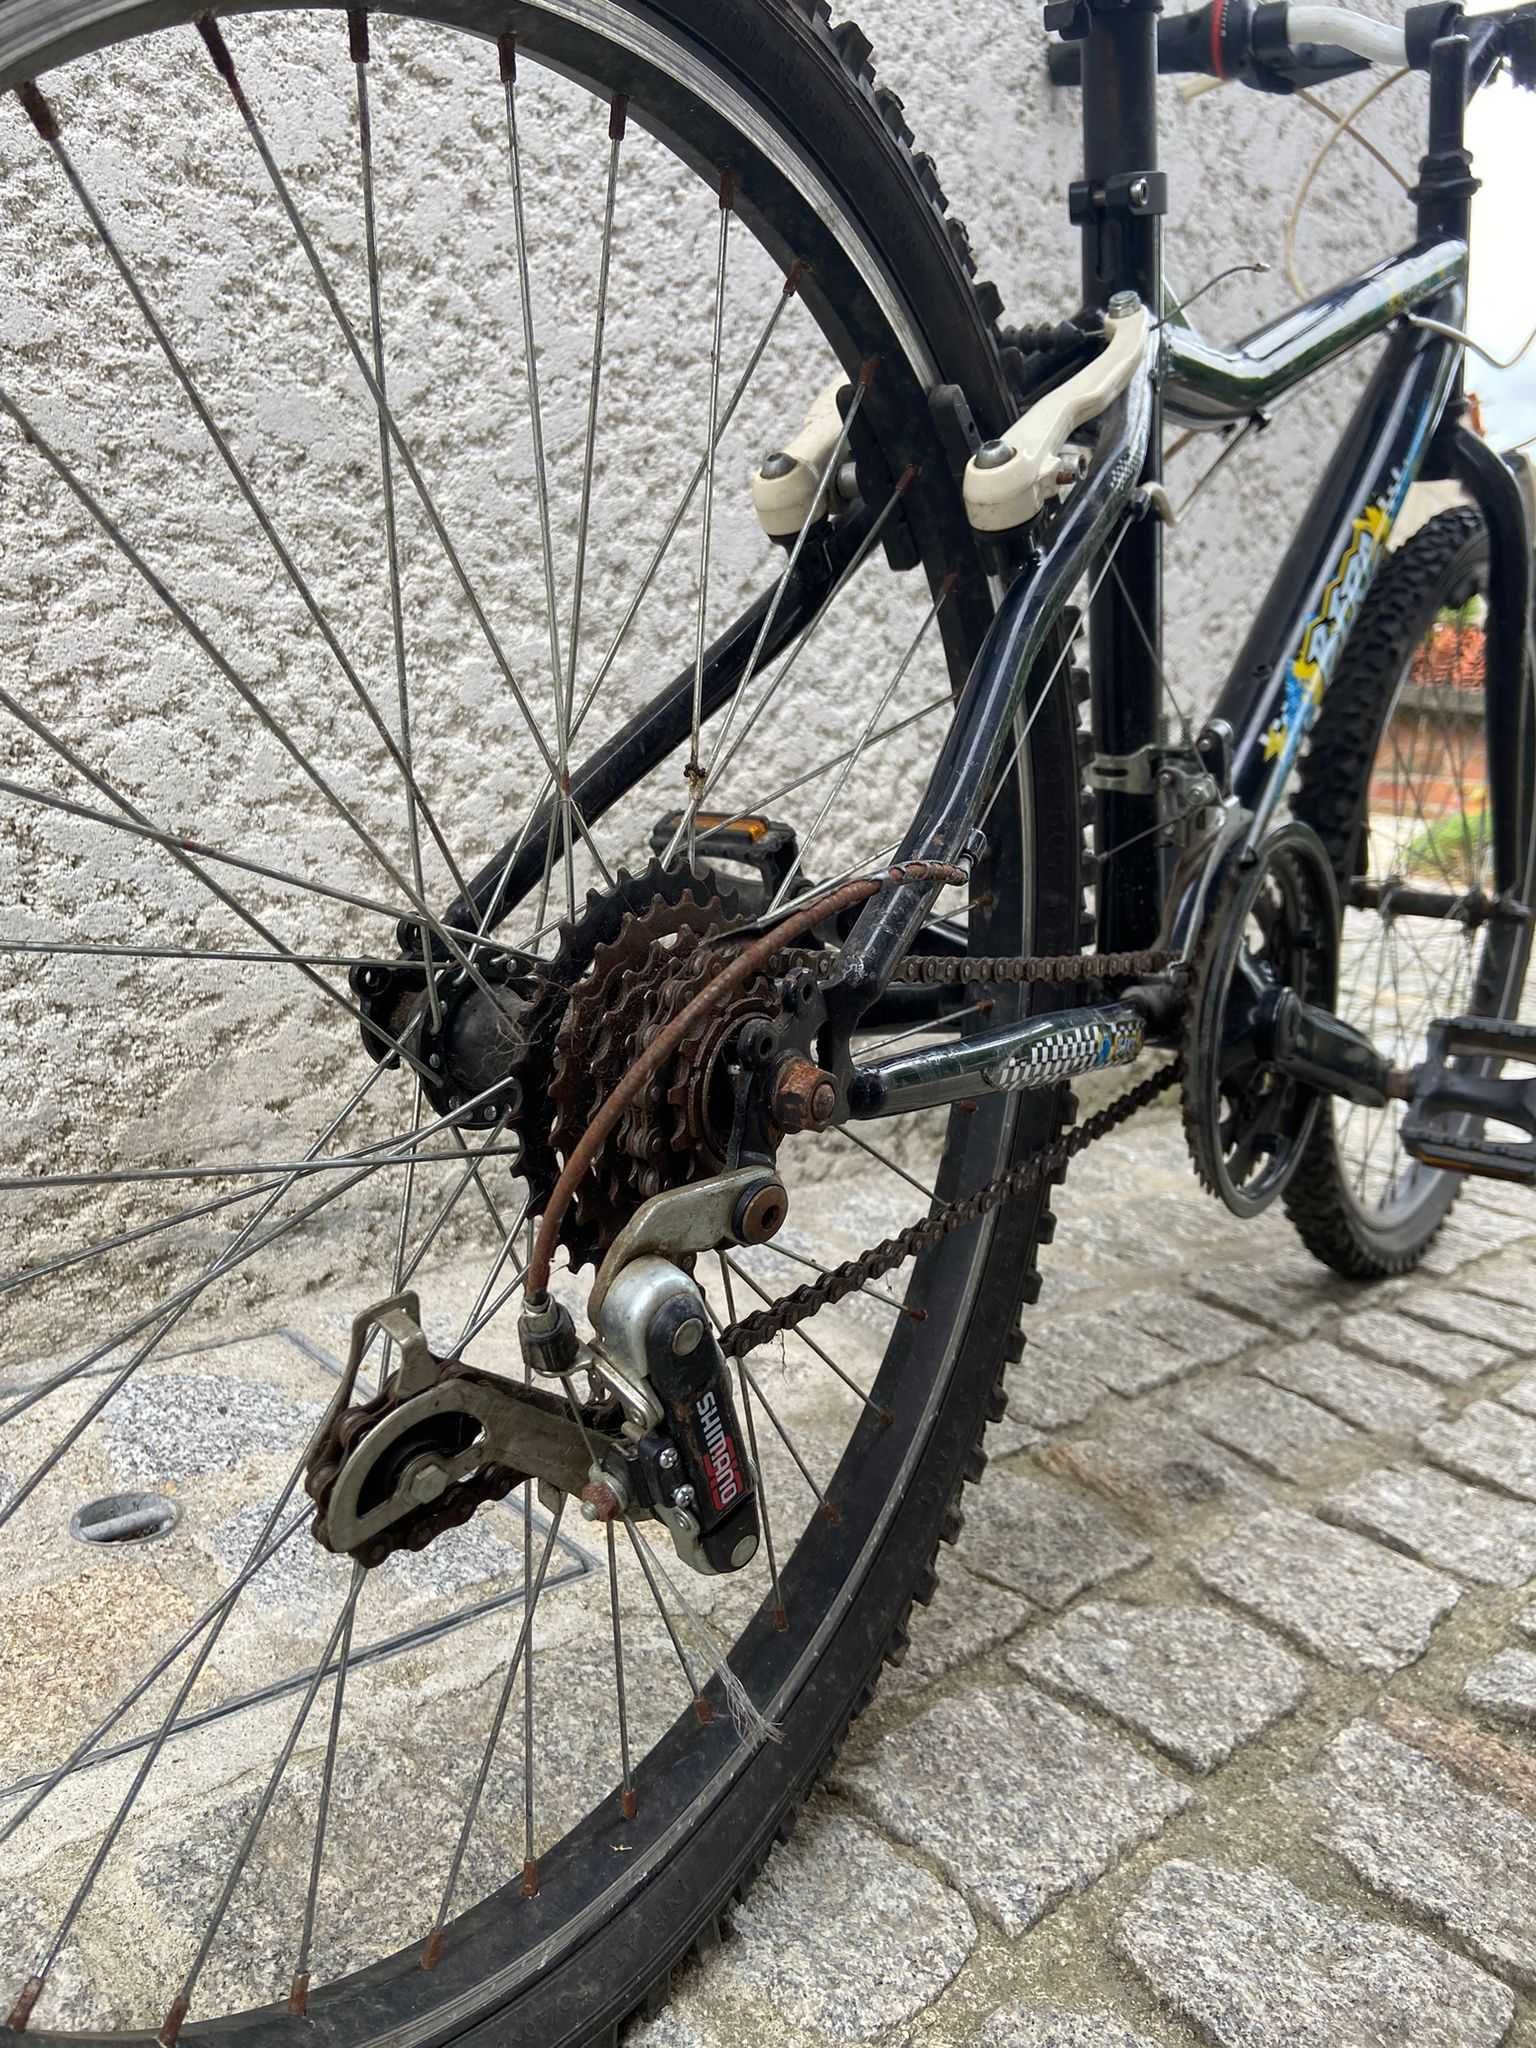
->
<box><xmin>1215</xmin><ymin>313</ymin><xmax>1463</xmax><ymax>838</ymax></box>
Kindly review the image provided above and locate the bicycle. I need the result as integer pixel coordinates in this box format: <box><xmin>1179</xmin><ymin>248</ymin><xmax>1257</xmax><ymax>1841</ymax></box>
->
<box><xmin>0</xmin><ymin>0</ymin><xmax>1533</xmax><ymax>2042</ymax></box>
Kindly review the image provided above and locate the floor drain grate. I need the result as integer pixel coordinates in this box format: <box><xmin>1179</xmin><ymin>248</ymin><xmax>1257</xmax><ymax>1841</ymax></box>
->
<box><xmin>70</xmin><ymin>1491</ymin><xmax>181</xmax><ymax>1546</ymax></box>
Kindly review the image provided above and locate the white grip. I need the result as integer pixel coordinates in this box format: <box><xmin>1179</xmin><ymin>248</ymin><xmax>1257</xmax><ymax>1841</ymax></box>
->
<box><xmin>1284</xmin><ymin>5</ymin><xmax>1408</xmax><ymax>65</ymax></box>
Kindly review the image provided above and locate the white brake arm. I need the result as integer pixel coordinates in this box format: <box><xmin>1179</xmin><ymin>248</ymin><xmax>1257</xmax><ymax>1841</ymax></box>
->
<box><xmin>963</xmin><ymin>301</ymin><xmax>1150</xmax><ymax>533</ymax></box>
<box><xmin>750</xmin><ymin>377</ymin><xmax>845</xmax><ymax>538</ymax></box>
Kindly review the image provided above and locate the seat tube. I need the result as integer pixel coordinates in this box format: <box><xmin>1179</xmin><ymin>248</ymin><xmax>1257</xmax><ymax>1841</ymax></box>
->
<box><xmin>1074</xmin><ymin>0</ymin><xmax>1165</xmax><ymax>950</ymax></box>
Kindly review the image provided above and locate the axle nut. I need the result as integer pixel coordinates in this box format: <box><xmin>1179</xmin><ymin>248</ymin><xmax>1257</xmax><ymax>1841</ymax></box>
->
<box><xmin>773</xmin><ymin>1056</ymin><xmax>839</xmax><ymax>1134</ymax></box>
<box><xmin>579</xmin><ymin>1480</ymin><xmax>623</xmax><ymax>1523</ymax></box>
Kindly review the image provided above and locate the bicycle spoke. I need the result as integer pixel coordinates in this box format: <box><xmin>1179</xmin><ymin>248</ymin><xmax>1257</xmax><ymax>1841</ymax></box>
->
<box><xmin>619</xmin><ymin>1516</ymin><xmax>707</xmax><ymax>1713</ymax></box>
<box><xmin>703</xmin><ymin>474</ymin><xmax>920</xmax><ymax>807</ymax></box>
<box><xmin>658</xmin><ymin>374</ymin><xmax>875</xmax><ymax>870</ymax></box>
<box><xmin>351</xmin><ymin>15</ymin><xmax>449</xmax><ymax>1033</ymax></box>
<box><xmin>0</xmin><ymin>1068</ymin><xmax>487</xmax><ymax>1446</ymax></box>
<box><xmin>0</xmin><ymin>937</ymin><xmax>396</xmax><ymax>971</ymax></box>
<box><xmin>0</xmin><ymin>389</ymin><xmax>498</xmax><ymax>1006</ymax></box>
<box><xmin>566</xmin><ymin>95</ymin><xmax>627</xmax><ymax>771</ymax></box>
<box><xmin>2</xmin><ymin>1146</ymin><xmax>516</xmax><ymax>1195</ymax></box>
<box><xmin>159</xmin><ymin>1571</ymin><xmax>368</xmax><ymax>2046</ymax></box>
<box><xmin>829</xmin><ymin>1124</ymin><xmax>939</xmax><ymax>1203</ymax></box>
<box><xmin>16</xmin><ymin>79</ymin><xmax>469</xmax><ymax>919</ymax></box>
<box><xmin>501</xmin><ymin>33</ymin><xmax>573</xmax><ymax>925</ymax></box>
<box><xmin>0</xmin><ymin>1489</ymin><xmax>312</xmax><ymax>1857</ymax></box>
<box><xmin>196</xmin><ymin>17</ymin><xmax>568</xmax><ymax>799</ymax></box>
<box><xmin>685</xmin><ymin>172</ymin><xmax>733</xmax><ymax>867</ymax></box>
<box><xmin>767</xmin><ymin>573</ymin><xmax>949</xmax><ymax>913</ymax></box>
<box><xmin>856</xmin><ymin>999</ymin><xmax>994</xmax><ymax>1058</ymax></box>
<box><xmin>721</xmin><ymin>1252</ymin><xmax>892</xmax><ymax>1419</ymax></box>
<box><xmin>757</xmin><ymin>1239</ymin><xmax>912</xmax><ymax>1319</ymax></box>
<box><xmin>289</xmin><ymin>1561</ymin><xmax>365</xmax><ymax>2016</ymax></box>
<box><xmin>717</xmin><ymin>1257</ymin><xmax>785</xmax><ymax>1629</ymax></box>
<box><xmin>472</xmin><ymin>271</ymin><xmax>804</xmax><ymax>941</ymax></box>
<box><xmin>4</xmin><ymin>1502</ymin><xmax>317</xmax><ymax>2033</ymax></box>
<box><xmin>604</xmin><ymin>1521</ymin><xmax>637</xmax><ymax>1818</ymax></box>
<box><xmin>695</xmin><ymin>692</ymin><xmax>951</xmax><ymax>856</ymax></box>
<box><xmin>421</xmin><ymin>1499</ymin><xmax>567</xmax><ymax>1967</ymax></box>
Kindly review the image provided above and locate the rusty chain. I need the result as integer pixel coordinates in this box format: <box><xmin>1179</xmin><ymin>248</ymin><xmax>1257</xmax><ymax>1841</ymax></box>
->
<box><xmin>771</xmin><ymin>946</ymin><xmax>1173</xmax><ymax>985</ymax></box>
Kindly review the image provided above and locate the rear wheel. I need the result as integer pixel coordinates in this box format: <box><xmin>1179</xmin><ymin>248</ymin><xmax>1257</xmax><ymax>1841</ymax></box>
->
<box><xmin>0</xmin><ymin>6</ymin><xmax>1086</xmax><ymax>2043</ymax></box>
<box><xmin>1287</xmin><ymin>505</ymin><xmax>1535</xmax><ymax>1275</ymax></box>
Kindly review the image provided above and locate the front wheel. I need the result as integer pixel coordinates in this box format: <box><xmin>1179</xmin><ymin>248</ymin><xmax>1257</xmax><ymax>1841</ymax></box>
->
<box><xmin>1287</xmin><ymin>504</ymin><xmax>1536</xmax><ymax>1276</ymax></box>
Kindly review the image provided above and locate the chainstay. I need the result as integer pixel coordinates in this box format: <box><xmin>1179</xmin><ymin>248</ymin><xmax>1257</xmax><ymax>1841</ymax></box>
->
<box><xmin>717</xmin><ymin>1057</ymin><xmax>1182</xmax><ymax>1358</ymax></box>
<box><xmin>771</xmin><ymin>947</ymin><xmax>1172</xmax><ymax>984</ymax></box>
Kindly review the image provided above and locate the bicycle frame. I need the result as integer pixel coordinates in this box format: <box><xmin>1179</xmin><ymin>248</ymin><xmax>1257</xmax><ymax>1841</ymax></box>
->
<box><xmin>830</xmin><ymin>5</ymin><xmax>1533</xmax><ymax>1057</ymax></box>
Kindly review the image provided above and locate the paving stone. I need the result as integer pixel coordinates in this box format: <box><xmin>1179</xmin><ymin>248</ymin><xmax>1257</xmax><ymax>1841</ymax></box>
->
<box><xmin>969</xmin><ymin>2010</ymin><xmax>1160</xmax><ymax>2048</ymax></box>
<box><xmin>1249</xmin><ymin>1339</ymin><xmax>1443</xmax><ymax>1434</ymax></box>
<box><xmin>201</xmin><ymin>1496</ymin><xmax>549</xmax><ymax>1611</ymax></box>
<box><xmin>1418</xmin><ymin>1223</ymin><xmax>1505</xmax><ymax>1277</ymax></box>
<box><xmin>1302</xmin><ymin>1714</ymin><xmax>1536</xmax><ymax>1986</ymax></box>
<box><xmin>1379</xmin><ymin>1697</ymin><xmax>1536</xmax><ymax>1819</ymax></box>
<box><xmin>1338</xmin><ymin>1307</ymin><xmax>1507</xmax><ymax>1385</ymax></box>
<box><xmin>1193</xmin><ymin>1505</ymin><xmax>1461</xmax><ymax>1671</ymax></box>
<box><xmin>1501</xmin><ymin>1370</ymin><xmax>1536</xmax><ymax>1419</ymax></box>
<box><xmin>1519</xmin><ymin>1601</ymin><xmax>1536</xmax><ymax>1644</ymax></box>
<box><xmin>102</xmin><ymin>1370</ymin><xmax>326</xmax><ymax>1483</ymax></box>
<box><xmin>1011</xmin><ymin>1599</ymin><xmax>1306</xmax><ymax>1771</ymax></box>
<box><xmin>1420</xmin><ymin>1400</ymin><xmax>1536</xmax><ymax>1503</ymax></box>
<box><xmin>1121</xmin><ymin>1290</ymin><xmax>1264</xmax><ymax>1367</ymax></box>
<box><xmin>1001</xmin><ymin>1351</ymin><xmax>1105</xmax><ymax>1431</ymax></box>
<box><xmin>1037</xmin><ymin>1309</ymin><xmax>1192</xmax><ymax>1398</ymax></box>
<box><xmin>1116</xmin><ymin>1858</ymin><xmax>1514</xmax><ymax>2048</ymax></box>
<box><xmin>1396</xmin><ymin>1287</ymin><xmax>1529</xmax><ymax>1354</ymax></box>
<box><xmin>1463</xmin><ymin>1648</ymin><xmax>1536</xmax><ymax>1729</ymax></box>
<box><xmin>883</xmin><ymin>1562</ymin><xmax>1034</xmax><ymax>1702</ymax></box>
<box><xmin>1459</xmin><ymin>1252</ymin><xmax>1536</xmax><ymax>1313</ymax></box>
<box><xmin>1038</xmin><ymin>1415</ymin><xmax>1268</xmax><ymax>1533</ymax></box>
<box><xmin>958</xmin><ymin>1474</ymin><xmax>1151</xmax><ymax>1611</ymax></box>
<box><xmin>699</xmin><ymin>1803</ymin><xmax>975</xmax><ymax>2040</ymax></box>
<box><xmin>1178</xmin><ymin>1375</ymin><xmax>1358</xmax><ymax>1481</ymax></box>
<box><xmin>1323</xmin><ymin>1463</ymin><xmax>1536</xmax><ymax>1588</ymax></box>
<box><xmin>834</xmin><ymin>1683</ymin><xmax>1188</xmax><ymax>1937</ymax></box>
<box><xmin>1189</xmin><ymin>1260</ymin><xmax>1364</xmax><ymax>1337</ymax></box>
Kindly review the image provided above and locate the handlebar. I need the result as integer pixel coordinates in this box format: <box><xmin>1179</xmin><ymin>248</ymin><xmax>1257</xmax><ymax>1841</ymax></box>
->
<box><xmin>1046</xmin><ymin>0</ymin><xmax>1535</xmax><ymax>95</ymax></box>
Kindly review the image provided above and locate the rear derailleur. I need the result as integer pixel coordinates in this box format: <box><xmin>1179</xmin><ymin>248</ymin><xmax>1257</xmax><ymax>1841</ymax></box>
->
<box><xmin>305</xmin><ymin>1167</ymin><xmax>784</xmax><ymax>1577</ymax></box>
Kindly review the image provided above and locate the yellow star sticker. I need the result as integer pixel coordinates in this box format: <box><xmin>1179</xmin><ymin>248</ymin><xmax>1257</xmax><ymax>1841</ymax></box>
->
<box><xmin>1262</xmin><ymin>720</ymin><xmax>1287</xmax><ymax>760</ymax></box>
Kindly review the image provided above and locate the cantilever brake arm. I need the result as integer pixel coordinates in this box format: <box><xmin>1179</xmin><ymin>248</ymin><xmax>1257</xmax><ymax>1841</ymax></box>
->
<box><xmin>822</xmin><ymin>332</ymin><xmax>1161</xmax><ymax>1033</ymax></box>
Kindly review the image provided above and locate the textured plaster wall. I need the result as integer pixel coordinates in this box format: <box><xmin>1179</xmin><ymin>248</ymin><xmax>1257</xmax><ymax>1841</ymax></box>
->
<box><xmin>0</xmin><ymin>3</ymin><xmax>1428</xmax><ymax>1351</ymax></box>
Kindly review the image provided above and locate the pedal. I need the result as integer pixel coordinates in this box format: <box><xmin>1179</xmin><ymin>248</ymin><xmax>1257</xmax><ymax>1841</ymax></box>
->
<box><xmin>651</xmin><ymin>811</ymin><xmax>799</xmax><ymax>912</ymax></box>
<box><xmin>1400</xmin><ymin>1015</ymin><xmax>1536</xmax><ymax>1186</ymax></box>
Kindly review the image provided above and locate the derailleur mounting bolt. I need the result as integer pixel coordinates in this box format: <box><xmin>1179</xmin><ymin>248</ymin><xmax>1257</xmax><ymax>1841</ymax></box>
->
<box><xmin>671</xmin><ymin>1484</ymin><xmax>696</xmax><ymax>1510</ymax></box>
<box><xmin>658</xmin><ymin>1445</ymin><xmax>680</xmax><ymax>1471</ymax></box>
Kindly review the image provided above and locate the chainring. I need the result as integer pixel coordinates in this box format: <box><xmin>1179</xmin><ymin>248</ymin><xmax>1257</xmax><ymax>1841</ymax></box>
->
<box><xmin>1182</xmin><ymin>821</ymin><xmax>1339</xmax><ymax>1217</ymax></box>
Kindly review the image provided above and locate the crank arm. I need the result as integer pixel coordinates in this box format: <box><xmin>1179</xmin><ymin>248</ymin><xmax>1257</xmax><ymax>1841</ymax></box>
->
<box><xmin>1260</xmin><ymin>988</ymin><xmax>1396</xmax><ymax>1108</ymax></box>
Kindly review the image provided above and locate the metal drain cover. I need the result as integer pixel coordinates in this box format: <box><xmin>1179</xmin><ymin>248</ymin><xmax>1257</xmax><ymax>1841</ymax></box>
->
<box><xmin>70</xmin><ymin>1491</ymin><xmax>181</xmax><ymax>1546</ymax></box>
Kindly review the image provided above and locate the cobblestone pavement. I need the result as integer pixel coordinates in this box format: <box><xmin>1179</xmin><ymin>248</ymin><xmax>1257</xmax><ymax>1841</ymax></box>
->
<box><xmin>5</xmin><ymin>1084</ymin><xmax>1536</xmax><ymax>2046</ymax></box>
<box><xmin>632</xmin><ymin>1089</ymin><xmax>1536</xmax><ymax>2048</ymax></box>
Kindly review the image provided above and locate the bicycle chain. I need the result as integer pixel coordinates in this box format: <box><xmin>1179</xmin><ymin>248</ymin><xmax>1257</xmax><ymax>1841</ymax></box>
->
<box><xmin>771</xmin><ymin>946</ymin><xmax>1173</xmax><ymax>986</ymax></box>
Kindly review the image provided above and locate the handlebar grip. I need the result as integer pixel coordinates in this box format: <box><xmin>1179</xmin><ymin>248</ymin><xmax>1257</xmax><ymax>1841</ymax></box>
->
<box><xmin>1046</xmin><ymin>0</ymin><xmax>1374</xmax><ymax>91</ymax></box>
